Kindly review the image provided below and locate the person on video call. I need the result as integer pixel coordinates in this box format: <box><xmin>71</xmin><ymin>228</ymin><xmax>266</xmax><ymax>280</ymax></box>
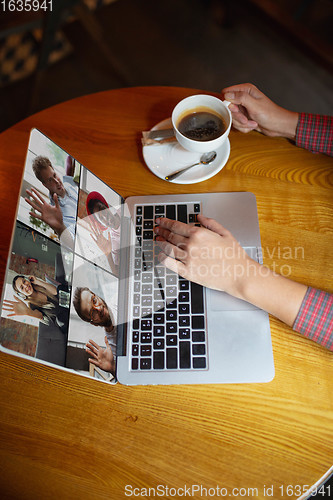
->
<box><xmin>86</xmin><ymin>191</ymin><xmax>121</xmax><ymax>276</ymax></box>
<box><xmin>154</xmin><ymin>83</ymin><xmax>332</xmax><ymax>352</ymax></box>
<box><xmin>3</xmin><ymin>274</ymin><xmax>68</xmax><ymax>332</ymax></box>
<box><xmin>25</xmin><ymin>155</ymin><xmax>78</xmax><ymax>247</ymax></box>
<box><xmin>72</xmin><ymin>286</ymin><xmax>116</xmax><ymax>375</ymax></box>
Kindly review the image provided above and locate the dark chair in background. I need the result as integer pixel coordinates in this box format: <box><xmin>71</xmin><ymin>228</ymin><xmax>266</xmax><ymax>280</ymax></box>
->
<box><xmin>0</xmin><ymin>0</ymin><xmax>128</xmax><ymax>114</ymax></box>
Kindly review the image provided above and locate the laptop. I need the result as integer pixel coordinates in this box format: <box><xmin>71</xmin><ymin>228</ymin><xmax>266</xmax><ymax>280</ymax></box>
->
<box><xmin>0</xmin><ymin>129</ymin><xmax>274</xmax><ymax>385</ymax></box>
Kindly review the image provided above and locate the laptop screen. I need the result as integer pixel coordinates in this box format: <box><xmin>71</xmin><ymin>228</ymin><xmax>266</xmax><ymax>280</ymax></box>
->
<box><xmin>0</xmin><ymin>129</ymin><xmax>123</xmax><ymax>383</ymax></box>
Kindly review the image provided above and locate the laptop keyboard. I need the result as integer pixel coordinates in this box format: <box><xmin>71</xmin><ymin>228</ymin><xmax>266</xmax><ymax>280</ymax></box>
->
<box><xmin>130</xmin><ymin>202</ymin><xmax>207</xmax><ymax>371</ymax></box>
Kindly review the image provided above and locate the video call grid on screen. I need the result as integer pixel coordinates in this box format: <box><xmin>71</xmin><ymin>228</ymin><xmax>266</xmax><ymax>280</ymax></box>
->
<box><xmin>0</xmin><ymin>129</ymin><xmax>123</xmax><ymax>382</ymax></box>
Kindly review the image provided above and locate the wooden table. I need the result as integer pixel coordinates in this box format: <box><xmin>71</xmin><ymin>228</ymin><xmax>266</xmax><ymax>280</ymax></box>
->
<box><xmin>0</xmin><ymin>86</ymin><xmax>332</xmax><ymax>499</ymax></box>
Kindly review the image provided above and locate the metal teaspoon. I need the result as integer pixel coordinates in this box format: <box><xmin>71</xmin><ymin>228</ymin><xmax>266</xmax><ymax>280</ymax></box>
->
<box><xmin>165</xmin><ymin>151</ymin><xmax>217</xmax><ymax>181</ymax></box>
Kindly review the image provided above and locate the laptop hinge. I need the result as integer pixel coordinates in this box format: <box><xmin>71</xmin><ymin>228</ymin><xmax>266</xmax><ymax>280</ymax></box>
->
<box><xmin>116</xmin><ymin>209</ymin><xmax>131</xmax><ymax>356</ymax></box>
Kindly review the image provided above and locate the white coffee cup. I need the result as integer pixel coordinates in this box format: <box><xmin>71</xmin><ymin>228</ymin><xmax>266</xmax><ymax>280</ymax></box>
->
<box><xmin>171</xmin><ymin>94</ymin><xmax>232</xmax><ymax>153</ymax></box>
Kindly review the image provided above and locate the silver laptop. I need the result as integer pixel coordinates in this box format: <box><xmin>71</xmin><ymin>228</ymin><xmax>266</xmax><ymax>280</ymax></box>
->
<box><xmin>0</xmin><ymin>129</ymin><xmax>274</xmax><ymax>385</ymax></box>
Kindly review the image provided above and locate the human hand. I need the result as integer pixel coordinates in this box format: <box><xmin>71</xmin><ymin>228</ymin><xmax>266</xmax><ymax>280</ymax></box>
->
<box><xmin>154</xmin><ymin>215</ymin><xmax>259</xmax><ymax>299</ymax></box>
<box><xmin>2</xmin><ymin>297</ymin><xmax>31</xmax><ymax>316</ymax></box>
<box><xmin>25</xmin><ymin>188</ymin><xmax>66</xmax><ymax>235</ymax></box>
<box><xmin>221</xmin><ymin>83</ymin><xmax>298</xmax><ymax>139</ymax></box>
<box><xmin>88</xmin><ymin>217</ymin><xmax>112</xmax><ymax>256</ymax></box>
<box><xmin>86</xmin><ymin>336</ymin><xmax>115</xmax><ymax>375</ymax></box>
<box><xmin>29</xmin><ymin>275</ymin><xmax>42</xmax><ymax>287</ymax></box>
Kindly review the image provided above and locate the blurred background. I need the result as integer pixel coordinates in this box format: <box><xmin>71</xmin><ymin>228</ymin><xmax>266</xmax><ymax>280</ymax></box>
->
<box><xmin>1</xmin><ymin>0</ymin><xmax>332</xmax><ymax>132</ymax></box>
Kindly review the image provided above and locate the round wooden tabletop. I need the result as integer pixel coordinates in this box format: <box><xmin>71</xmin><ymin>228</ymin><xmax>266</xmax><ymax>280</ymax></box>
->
<box><xmin>0</xmin><ymin>86</ymin><xmax>332</xmax><ymax>499</ymax></box>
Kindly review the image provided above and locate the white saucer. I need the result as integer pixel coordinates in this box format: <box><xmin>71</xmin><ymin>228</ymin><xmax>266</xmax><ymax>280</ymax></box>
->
<box><xmin>143</xmin><ymin>118</ymin><xmax>230</xmax><ymax>184</ymax></box>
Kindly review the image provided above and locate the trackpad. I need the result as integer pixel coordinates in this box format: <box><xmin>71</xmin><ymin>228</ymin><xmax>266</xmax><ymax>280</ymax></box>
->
<box><xmin>207</xmin><ymin>288</ymin><xmax>258</xmax><ymax>311</ymax></box>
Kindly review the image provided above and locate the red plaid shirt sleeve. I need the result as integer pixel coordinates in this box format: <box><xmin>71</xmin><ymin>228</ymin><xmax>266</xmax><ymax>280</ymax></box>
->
<box><xmin>295</xmin><ymin>113</ymin><xmax>333</xmax><ymax>156</ymax></box>
<box><xmin>293</xmin><ymin>287</ymin><xmax>333</xmax><ymax>351</ymax></box>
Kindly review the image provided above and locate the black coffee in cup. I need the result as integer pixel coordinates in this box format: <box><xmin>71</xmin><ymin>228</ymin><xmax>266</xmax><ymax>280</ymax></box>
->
<box><xmin>177</xmin><ymin>106</ymin><xmax>226</xmax><ymax>142</ymax></box>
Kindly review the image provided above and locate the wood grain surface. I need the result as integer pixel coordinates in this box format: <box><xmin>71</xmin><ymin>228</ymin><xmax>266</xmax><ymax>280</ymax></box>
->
<box><xmin>0</xmin><ymin>86</ymin><xmax>332</xmax><ymax>500</ymax></box>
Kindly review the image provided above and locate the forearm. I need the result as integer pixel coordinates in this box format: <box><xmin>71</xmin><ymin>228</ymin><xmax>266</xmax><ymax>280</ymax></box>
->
<box><xmin>38</xmin><ymin>280</ymin><xmax>57</xmax><ymax>296</ymax></box>
<box><xmin>235</xmin><ymin>261</ymin><xmax>308</xmax><ymax>326</ymax></box>
<box><xmin>275</xmin><ymin>109</ymin><xmax>299</xmax><ymax>141</ymax></box>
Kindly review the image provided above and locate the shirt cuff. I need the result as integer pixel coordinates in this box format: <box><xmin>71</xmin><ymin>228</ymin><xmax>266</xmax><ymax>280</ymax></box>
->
<box><xmin>295</xmin><ymin>113</ymin><xmax>333</xmax><ymax>156</ymax></box>
<box><xmin>293</xmin><ymin>287</ymin><xmax>333</xmax><ymax>351</ymax></box>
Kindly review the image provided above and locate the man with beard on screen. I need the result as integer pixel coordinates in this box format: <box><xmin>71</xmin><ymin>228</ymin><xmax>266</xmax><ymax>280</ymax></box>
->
<box><xmin>72</xmin><ymin>287</ymin><xmax>116</xmax><ymax>376</ymax></box>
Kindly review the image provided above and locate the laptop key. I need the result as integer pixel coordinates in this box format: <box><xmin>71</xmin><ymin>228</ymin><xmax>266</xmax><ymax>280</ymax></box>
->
<box><xmin>142</xmin><ymin>307</ymin><xmax>152</xmax><ymax>317</ymax></box>
<box><xmin>179</xmin><ymin>328</ymin><xmax>191</xmax><ymax>339</ymax></box>
<box><xmin>179</xmin><ymin>303</ymin><xmax>189</xmax><ymax>315</ymax></box>
<box><xmin>132</xmin><ymin>331</ymin><xmax>139</xmax><ymax>342</ymax></box>
<box><xmin>141</xmin><ymin>319</ymin><xmax>152</xmax><ymax>330</ymax></box>
<box><xmin>140</xmin><ymin>359</ymin><xmax>152</xmax><ymax>370</ymax></box>
<box><xmin>142</xmin><ymin>296</ymin><xmax>152</xmax><ymax>306</ymax></box>
<box><xmin>166</xmin><ymin>335</ymin><xmax>177</xmax><ymax>346</ymax></box>
<box><xmin>141</xmin><ymin>345</ymin><xmax>152</xmax><ymax>356</ymax></box>
<box><xmin>143</xmin><ymin>250</ymin><xmax>153</xmax><ymax>262</ymax></box>
<box><xmin>154</xmin><ymin>338</ymin><xmax>164</xmax><ymax>350</ymax></box>
<box><xmin>142</xmin><ymin>284</ymin><xmax>152</xmax><ymax>294</ymax></box>
<box><xmin>166</xmin><ymin>286</ymin><xmax>177</xmax><ymax>297</ymax></box>
<box><xmin>155</xmin><ymin>267</ymin><xmax>165</xmax><ymax>277</ymax></box>
<box><xmin>154</xmin><ymin>325</ymin><xmax>165</xmax><ymax>336</ymax></box>
<box><xmin>192</xmin><ymin>316</ymin><xmax>205</xmax><ymax>329</ymax></box>
<box><xmin>144</xmin><ymin>206</ymin><xmax>153</xmax><ymax>219</ymax></box>
<box><xmin>153</xmin><ymin>313</ymin><xmax>164</xmax><ymax>324</ymax></box>
<box><xmin>133</xmin><ymin>319</ymin><xmax>139</xmax><ymax>330</ymax></box>
<box><xmin>191</xmin><ymin>282</ymin><xmax>204</xmax><ymax>313</ymax></box>
<box><xmin>192</xmin><ymin>344</ymin><xmax>206</xmax><ymax>355</ymax></box>
<box><xmin>179</xmin><ymin>280</ymin><xmax>189</xmax><ymax>290</ymax></box>
<box><xmin>166</xmin><ymin>205</ymin><xmax>176</xmax><ymax>220</ymax></box>
<box><xmin>143</xmin><ymin>231</ymin><xmax>154</xmax><ymax>239</ymax></box>
<box><xmin>141</xmin><ymin>332</ymin><xmax>152</xmax><ymax>343</ymax></box>
<box><xmin>132</xmin><ymin>345</ymin><xmax>139</xmax><ymax>356</ymax></box>
<box><xmin>144</xmin><ymin>220</ymin><xmax>154</xmax><ymax>229</ymax></box>
<box><xmin>192</xmin><ymin>331</ymin><xmax>205</xmax><ymax>342</ymax></box>
<box><xmin>194</xmin><ymin>203</ymin><xmax>200</xmax><ymax>213</ymax></box>
<box><xmin>193</xmin><ymin>357</ymin><xmax>206</xmax><ymax>369</ymax></box>
<box><xmin>166</xmin><ymin>322</ymin><xmax>177</xmax><ymax>333</ymax></box>
<box><xmin>132</xmin><ymin>358</ymin><xmax>139</xmax><ymax>370</ymax></box>
<box><xmin>142</xmin><ymin>241</ymin><xmax>153</xmax><ymax>251</ymax></box>
<box><xmin>166</xmin><ymin>299</ymin><xmax>177</xmax><ymax>309</ymax></box>
<box><xmin>177</xmin><ymin>204</ymin><xmax>187</xmax><ymax>223</ymax></box>
<box><xmin>136</xmin><ymin>206</ymin><xmax>143</xmax><ymax>215</ymax></box>
<box><xmin>166</xmin><ymin>348</ymin><xmax>177</xmax><ymax>369</ymax></box>
<box><xmin>180</xmin><ymin>341</ymin><xmax>191</xmax><ymax>369</ymax></box>
<box><xmin>166</xmin><ymin>310</ymin><xmax>177</xmax><ymax>321</ymax></box>
<box><xmin>133</xmin><ymin>306</ymin><xmax>140</xmax><ymax>317</ymax></box>
<box><xmin>154</xmin><ymin>289</ymin><xmax>164</xmax><ymax>301</ymax></box>
<box><xmin>179</xmin><ymin>316</ymin><xmax>190</xmax><ymax>327</ymax></box>
<box><xmin>155</xmin><ymin>205</ymin><xmax>165</xmax><ymax>214</ymax></box>
<box><xmin>179</xmin><ymin>292</ymin><xmax>189</xmax><ymax>302</ymax></box>
<box><xmin>153</xmin><ymin>351</ymin><xmax>164</xmax><ymax>369</ymax></box>
<box><xmin>142</xmin><ymin>261</ymin><xmax>153</xmax><ymax>271</ymax></box>
<box><xmin>166</xmin><ymin>274</ymin><xmax>177</xmax><ymax>285</ymax></box>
